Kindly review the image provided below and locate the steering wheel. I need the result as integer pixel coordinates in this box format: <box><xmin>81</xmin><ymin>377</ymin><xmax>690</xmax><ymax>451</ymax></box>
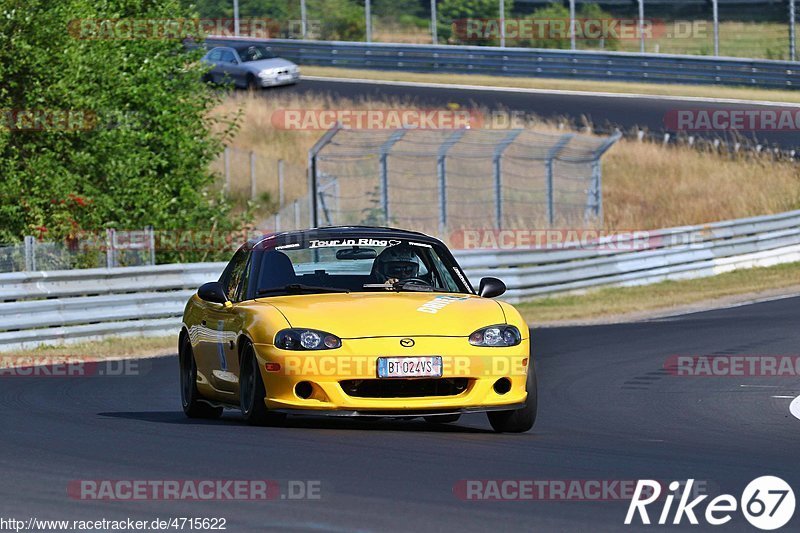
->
<box><xmin>395</xmin><ymin>277</ymin><xmax>433</xmax><ymax>287</ymax></box>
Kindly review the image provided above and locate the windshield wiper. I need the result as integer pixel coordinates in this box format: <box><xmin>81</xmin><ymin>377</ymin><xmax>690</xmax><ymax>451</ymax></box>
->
<box><xmin>258</xmin><ymin>284</ymin><xmax>350</xmax><ymax>295</ymax></box>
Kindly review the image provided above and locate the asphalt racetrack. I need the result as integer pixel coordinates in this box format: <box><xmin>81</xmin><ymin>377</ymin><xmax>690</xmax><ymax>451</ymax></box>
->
<box><xmin>275</xmin><ymin>78</ymin><xmax>800</xmax><ymax>151</ymax></box>
<box><xmin>2</xmin><ymin>296</ymin><xmax>799</xmax><ymax>531</ymax></box>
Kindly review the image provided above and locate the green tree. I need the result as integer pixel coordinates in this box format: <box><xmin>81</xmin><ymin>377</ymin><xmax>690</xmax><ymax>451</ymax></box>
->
<box><xmin>0</xmin><ymin>0</ymin><xmax>243</xmax><ymax>262</ymax></box>
<box><xmin>439</xmin><ymin>0</ymin><xmax>513</xmax><ymax>44</ymax></box>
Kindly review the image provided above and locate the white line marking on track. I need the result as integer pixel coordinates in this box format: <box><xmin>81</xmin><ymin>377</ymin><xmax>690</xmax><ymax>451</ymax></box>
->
<box><xmin>790</xmin><ymin>396</ymin><xmax>800</xmax><ymax>421</ymax></box>
<box><xmin>771</xmin><ymin>395</ymin><xmax>796</xmax><ymax>399</ymax></box>
<box><xmin>304</xmin><ymin>75</ymin><xmax>800</xmax><ymax>108</ymax></box>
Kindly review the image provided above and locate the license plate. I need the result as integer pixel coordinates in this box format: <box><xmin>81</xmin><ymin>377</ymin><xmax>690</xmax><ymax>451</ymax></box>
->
<box><xmin>377</xmin><ymin>356</ymin><xmax>443</xmax><ymax>378</ymax></box>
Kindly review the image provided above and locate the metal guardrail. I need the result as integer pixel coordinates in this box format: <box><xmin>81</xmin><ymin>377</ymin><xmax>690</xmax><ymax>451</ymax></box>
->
<box><xmin>0</xmin><ymin>209</ymin><xmax>799</xmax><ymax>350</ymax></box>
<box><xmin>205</xmin><ymin>37</ymin><xmax>800</xmax><ymax>89</ymax></box>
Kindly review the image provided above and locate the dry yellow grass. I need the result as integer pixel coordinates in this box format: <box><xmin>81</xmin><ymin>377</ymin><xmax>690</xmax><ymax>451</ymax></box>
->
<box><xmin>603</xmin><ymin>140</ymin><xmax>800</xmax><ymax>229</ymax></box>
<box><xmin>210</xmin><ymin>92</ymin><xmax>800</xmax><ymax>231</ymax></box>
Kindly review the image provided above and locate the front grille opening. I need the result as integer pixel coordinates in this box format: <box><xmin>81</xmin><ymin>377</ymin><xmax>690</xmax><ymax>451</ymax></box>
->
<box><xmin>340</xmin><ymin>378</ymin><xmax>469</xmax><ymax>398</ymax></box>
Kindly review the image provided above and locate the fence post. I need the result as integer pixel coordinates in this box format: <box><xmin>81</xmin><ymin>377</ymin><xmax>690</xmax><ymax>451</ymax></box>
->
<box><xmin>500</xmin><ymin>0</ymin><xmax>506</xmax><ymax>48</ymax></box>
<box><xmin>430</xmin><ymin>0</ymin><xmax>437</xmax><ymax>44</ymax></box>
<box><xmin>106</xmin><ymin>228</ymin><xmax>117</xmax><ymax>268</ymax></box>
<box><xmin>712</xmin><ymin>0</ymin><xmax>719</xmax><ymax>56</ymax></box>
<box><xmin>223</xmin><ymin>146</ymin><xmax>231</xmax><ymax>196</ymax></box>
<box><xmin>278</xmin><ymin>159</ymin><xmax>285</xmax><ymax>207</ymax></box>
<box><xmin>791</xmin><ymin>0</ymin><xmax>797</xmax><ymax>62</ymax></box>
<box><xmin>147</xmin><ymin>226</ymin><xmax>156</xmax><ymax>266</ymax></box>
<box><xmin>492</xmin><ymin>129</ymin><xmax>523</xmax><ymax>230</ymax></box>
<box><xmin>569</xmin><ymin>0</ymin><xmax>575</xmax><ymax>51</ymax></box>
<box><xmin>379</xmin><ymin>130</ymin><xmax>407</xmax><ymax>225</ymax></box>
<box><xmin>365</xmin><ymin>0</ymin><xmax>372</xmax><ymax>42</ymax></box>
<box><xmin>308</xmin><ymin>125</ymin><xmax>341</xmax><ymax>228</ymax></box>
<box><xmin>249</xmin><ymin>151</ymin><xmax>257</xmax><ymax>200</ymax></box>
<box><xmin>301</xmin><ymin>0</ymin><xmax>307</xmax><ymax>37</ymax></box>
<box><xmin>637</xmin><ymin>0</ymin><xmax>645</xmax><ymax>53</ymax></box>
<box><xmin>24</xmin><ymin>236</ymin><xmax>36</xmax><ymax>271</ymax></box>
<box><xmin>545</xmin><ymin>134</ymin><xmax>575</xmax><ymax>226</ymax></box>
<box><xmin>585</xmin><ymin>131</ymin><xmax>622</xmax><ymax>223</ymax></box>
<box><xmin>437</xmin><ymin>129</ymin><xmax>467</xmax><ymax>237</ymax></box>
<box><xmin>294</xmin><ymin>200</ymin><xmax>300</xmax><ymax>230</ymax></box>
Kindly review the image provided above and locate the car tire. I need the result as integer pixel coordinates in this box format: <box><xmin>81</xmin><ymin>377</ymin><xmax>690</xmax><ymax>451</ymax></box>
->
<box><xmin>246</xmin><ymin>74</ymin><xmax>260</xmax><ymax>92</ymax></box>
<box><xmin>179</xmin><ymin>335</ymin><xmax>224</xmax><ymax>419</ymax></box>
<box><xmin>424</xmin><ymin>414</ymin><xmax>461</xmax><ymax>424</ymax></box>
<box><xmin>240</xmin><ymin>342</ymin><xmax>286</xmax><ymax>427</ymax></box>
<box><xmin>487</xmin><ymin>364</ymin><xmax>537</xmax><ymax>433</ymax></box>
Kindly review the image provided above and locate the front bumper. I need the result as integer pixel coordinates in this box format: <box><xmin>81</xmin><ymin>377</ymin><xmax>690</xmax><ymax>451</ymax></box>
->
<box><xmin>259</xmin><ymin>71</ymin><xmax>300</xmax><ymax>86</ymax></box>
<box><xmin>253</xmin><ymin>336</ymin><xmax>530</xmax><ymax>413</ymax></box>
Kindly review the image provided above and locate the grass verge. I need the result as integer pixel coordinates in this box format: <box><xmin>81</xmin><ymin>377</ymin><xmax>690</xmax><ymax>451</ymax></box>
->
<box><xmin>518</xmin><ymin>261</ymin><xmax>800</xmax><ymax>325</ymax></box>
<box><xmin>301</xmin><ymin>66</ymin><xmax>800</xmax><ymax>104</ymax></box>
<box><xmin>2</xmin><ymin>336</ymin><xmax>176</xmax><ymax>360</ymax></box>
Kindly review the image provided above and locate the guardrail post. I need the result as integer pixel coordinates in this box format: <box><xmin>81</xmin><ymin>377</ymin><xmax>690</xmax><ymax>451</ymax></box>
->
<box><xmin>492</xmin><ymin>129</ymin><xmax>523</xmax><ymax>230</ymax></box>
<box><xmin>545</xmin><ymin>133</ymin><xmax>575</xmax><ymax>226</ymax></box>
<box><xmin>379</xmin><ymin>129</ymin><xmax>407</xmax><ymax>225</ymax></box>
<box><xmin>437</xmin><ymin>129</ymin><xmax>467</xmax><ymax>236</ymax></box>
<box><xmin>307</xmin><ymin>124</ymin><xmax>341</xmax><ymax>228</ymax></box>
<box><xmin>24</xmin><ymin>236</ymin><xmax>35</xmax><ymax>272</ymax></box>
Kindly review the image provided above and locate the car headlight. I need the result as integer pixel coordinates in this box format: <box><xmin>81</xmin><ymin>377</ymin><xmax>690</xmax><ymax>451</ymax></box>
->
<box><xmin>275</xmin><ymin>329</ymin><xmax>341</xmax><ymax>350</ymax></box>
<box><xmin>469</xmin><ymin>325</ymin><xmax>521</xmax><ymax>347</ymax></box>
<box><xmin>259</xmin><ymin>68</ymin><xmax>278</xmax><ymax>77</ymax></box>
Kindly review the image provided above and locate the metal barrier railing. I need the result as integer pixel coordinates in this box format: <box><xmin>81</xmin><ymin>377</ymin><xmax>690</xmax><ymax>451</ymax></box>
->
<box><xmin>205</xmin><ymin>37</ymin><xmax>800</xmax><ymax>89</ymax></box>
<box><xmin>0</xmin><ymin>210</ymin><xmax>798</xmax><ymax>350</ymax></box>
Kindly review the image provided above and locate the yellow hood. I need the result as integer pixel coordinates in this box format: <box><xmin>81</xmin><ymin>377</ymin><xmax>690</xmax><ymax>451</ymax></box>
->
<box><xmin>258</xmin><ymin>292</ymin><xmax>505</xmax><ymax>338</ymax></box>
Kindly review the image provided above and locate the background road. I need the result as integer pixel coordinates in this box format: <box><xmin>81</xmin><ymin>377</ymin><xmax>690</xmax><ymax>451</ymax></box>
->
<box><xmin>275</xmin><ymin>78</ymin><xmax>800</xmax><ymax>151</ymax></box>
<box><xmin>2</xmin><ymin>297</ymin><xmax>799</xmax><ymax>531</ymax></box>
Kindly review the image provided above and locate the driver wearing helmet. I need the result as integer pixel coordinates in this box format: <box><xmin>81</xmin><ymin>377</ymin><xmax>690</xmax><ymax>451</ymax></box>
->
<box><xmin>371</xmin><ymin>244</ymin><xmax>420</xmax><ymax>284</ymax></box>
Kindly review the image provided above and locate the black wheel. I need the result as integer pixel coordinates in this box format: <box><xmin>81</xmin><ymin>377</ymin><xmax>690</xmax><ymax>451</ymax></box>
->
<box><xmin>201</xmin><ymin>72</ymin><xmax>213</xmax><ymax>85</ymax></box>
<box><xmin>246</xmin><ymin>74</ymin><xmax>260</xmax><ymax>91</ymax></box>
<box><xmin>487</xmin><ymin>364</ymin><xmax>537</xmax><ymax>433</ymax></box>
<box><xmin>424</xmin><ymin>414</ymin><xmax>461</xmax><ymax>424</ymax></box>
<box><xmin>179</xmin><ymin>335</ymin><xmax>223</xmax><ymax>419</ymax></box>
<box><xmin>240</xmin><ymin>342</ymin><xmax>286</xmax><ymax>426</ymax></box>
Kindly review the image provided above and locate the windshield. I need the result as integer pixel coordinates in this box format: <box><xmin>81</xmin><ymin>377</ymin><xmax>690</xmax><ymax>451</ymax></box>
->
<box><xmin>237</xmin><ymin>45</ymin><xmax>276</xmax><ymax>62</ymax></box>
<box><xmin>252</xmin><ymin>238</ymin><xmax>471</xmax><ymax>296</ymax></box>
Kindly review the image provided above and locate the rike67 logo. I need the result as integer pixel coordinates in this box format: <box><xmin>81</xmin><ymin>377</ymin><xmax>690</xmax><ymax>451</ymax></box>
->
<box><xmin>625</xmin><ymin>477</ymin><xmax>795</xmax><ymax>530</ymax></box>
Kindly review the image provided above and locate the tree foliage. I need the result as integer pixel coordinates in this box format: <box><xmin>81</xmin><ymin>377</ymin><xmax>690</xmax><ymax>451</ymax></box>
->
<box><xmin>0</xmin><ymin>0</ymin><xmax>241</xmax><ymax>262</ymax></box>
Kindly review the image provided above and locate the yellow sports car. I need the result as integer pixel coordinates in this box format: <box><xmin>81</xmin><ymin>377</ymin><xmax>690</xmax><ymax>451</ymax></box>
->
<box><xmin>179</xmin><ymin>226</ymin><xmax>536</xmax><ymax>432</ymax></box>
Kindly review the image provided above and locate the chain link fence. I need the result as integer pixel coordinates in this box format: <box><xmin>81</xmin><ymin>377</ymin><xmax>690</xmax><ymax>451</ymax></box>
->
<box><xmin>220</xmin><ymin>0</ymin><xmax>799</xmax><ymax>61</ymax></box>
<box><xmin>0</xmin><ymin>229</ymin><xmax>156</xmax><ymax>274</ymax></box>
<box><xmin>307</xmin><ymin>126</ymin><xmax>620</xmax><ymax>238</ymax></box>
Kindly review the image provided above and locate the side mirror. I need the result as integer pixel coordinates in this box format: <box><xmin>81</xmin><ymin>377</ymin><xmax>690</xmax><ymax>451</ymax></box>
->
<box><xmin>198</xmin><ymin>281</ymin><xmax>230</xmax><ymax>305</ymax></box>
<box><xmin>231</xmin><ymin>58</ymin><xmax>238</xmax><ymax>64</ymax></box>
<box><xmin>478</xmin><ymin>277</ymin><xmax>506</xmax><ymax>298</ymax></box>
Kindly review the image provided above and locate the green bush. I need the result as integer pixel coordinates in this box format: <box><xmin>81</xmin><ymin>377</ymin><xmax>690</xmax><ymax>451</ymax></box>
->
<box><xmin>0</xmin><ymin>0</ymin><xmax>246</xmax><ymax>263</ymax></box>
